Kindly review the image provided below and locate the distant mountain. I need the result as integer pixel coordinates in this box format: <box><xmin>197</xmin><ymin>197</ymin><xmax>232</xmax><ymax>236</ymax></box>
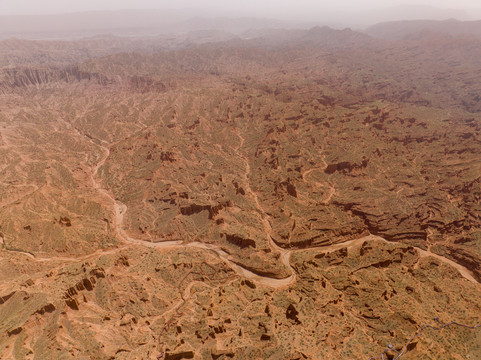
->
<box><xmin>1</xmin><ymin>6</ymin><xmax>477</xmax><ymax>40</ymax></box>
<box><xmin>365</xmin><ymin>19</ymin><xmax>481</xmax><ymax>40</ymax></box>
<box><xmin>240</xmin><ymin>26</ymin><xmax>373</xmax><ymax>49</ymax></box>
<box><xmin>0</xmin><ymin>10</ymin><xmax>191</xmax><ymax>39</ymax></box>
<box><xmin>357</xmin><ymin>5</ymin><xmax>469</xmax><ymax>25</ymax></box>
<box><xmin>0</xmin><ymin>24</ymin><xmax>375</xmax><ymax>68</ymax></box>
<box><xmin>295</xmin><ymin>5</ymin><xmax>471</xmax><ymax>29</ymax></box>
<box><xmin>0</xmin><ymin>30</ymin><xmax>242</xmax><ymax>67</ymax></box>
<box><xmin>0</xmin><ymin>10</ymin><xmax>294</xmax><ymax>40</ymax></box>
<box><xmin>169</xmin><ymin>17</ymin><xmax>291</xmax><ymax>34</ymax></box>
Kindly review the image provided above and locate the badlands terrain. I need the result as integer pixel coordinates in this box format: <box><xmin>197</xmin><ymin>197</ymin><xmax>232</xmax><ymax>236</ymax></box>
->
<box><xmin>0</xmin><ymin>19</ymin><xmax>481</xmax><ymax>360</ymax></box>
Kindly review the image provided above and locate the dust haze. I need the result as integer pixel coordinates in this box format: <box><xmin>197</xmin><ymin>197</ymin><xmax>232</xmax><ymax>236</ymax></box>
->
<box><xmin>1</xmin><ymin>0</ymin><xmax>481</xmax><ymax>23</ymax></box>
<box><xmin>1</xmin><ymin>0</ymin><xmax>481</xmax><ymax>358</ymax></box>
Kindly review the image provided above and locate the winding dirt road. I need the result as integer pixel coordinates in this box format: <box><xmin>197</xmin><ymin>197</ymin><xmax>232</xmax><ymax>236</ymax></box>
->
<box><xmin>4</xmin><ymin>126</ymin><xmax>479</xmax><ymax>289</ymax></box>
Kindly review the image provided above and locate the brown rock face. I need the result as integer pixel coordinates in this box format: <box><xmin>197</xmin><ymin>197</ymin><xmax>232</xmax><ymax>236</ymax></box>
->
<box><xmin>0</xmin><ymin>24</ymin><xmax>480</xmax><ymax>359</ymax></box>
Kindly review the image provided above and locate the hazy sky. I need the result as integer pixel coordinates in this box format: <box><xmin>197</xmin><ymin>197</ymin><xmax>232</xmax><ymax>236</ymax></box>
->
<box><xmin>1</xmin><ymin>0</ymin><xmax>480</xmax><ymax>16</ymax></box>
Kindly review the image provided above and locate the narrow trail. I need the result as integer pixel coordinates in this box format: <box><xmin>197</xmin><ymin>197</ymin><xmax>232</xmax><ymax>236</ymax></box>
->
<box><xmin>234</xmin><ymin>129</ymin><xmax>296</xmax><ymax>286</ymax></box>
<box><xmin>72</xmin><ymin>127</ymin><xmax>296</xmax><ymax>288</ymax></box>
<box><xmin>301</xmin><ymin>145</ymin><xmax>336</xmax><ymax>204</ymax></box>
<box><xmin>3</xmin><ymin>124</ymin><xmax>478</xmax><ymax>289</ymax></box>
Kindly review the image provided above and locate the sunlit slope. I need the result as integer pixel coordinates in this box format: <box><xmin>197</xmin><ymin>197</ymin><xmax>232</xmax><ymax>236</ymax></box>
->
<box><xmin>0</xmin><ymin>32</ymin><xmax>480</xmax><ymax>359</ymax></box>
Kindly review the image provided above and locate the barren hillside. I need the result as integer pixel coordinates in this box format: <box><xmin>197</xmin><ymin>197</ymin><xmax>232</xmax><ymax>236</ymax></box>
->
<box><xmin>0</xmin><ymin>25</ymin><xmax>480</xmax><ymax>360</ymax></box>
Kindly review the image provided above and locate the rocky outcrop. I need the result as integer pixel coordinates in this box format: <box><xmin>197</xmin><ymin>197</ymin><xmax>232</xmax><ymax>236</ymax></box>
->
<box><xmin>180</xmin><ymin>200</ymin><xmax>231</xmax><ymax>219</ymax></box>
<box><xmin>129</xmin><ymin>75</ymin><xmax>168</xmax><ymax>93</ymax></box>
<box><xmin>62</xmin><ymin>268</ymin><xmax>105</xmax><ymax>310</ymax></box>
<box><xmin>324</xmin><ymin>158</ymin><xmax>369</xmax><ymax>174</ymax></box>
<box><xmin>432</xmin><ymin>244</ymin><xmax>481</xmax><ymax>282</ymax></box>
<box><xmin>224</xmin><ymin>233</ymin><xmax>256</xmax><ymax>249</ymax></box>
<box><xmin>0</xmin><ymin>66</ymin><xmax>111</xmax><ymax>93</ymax></box>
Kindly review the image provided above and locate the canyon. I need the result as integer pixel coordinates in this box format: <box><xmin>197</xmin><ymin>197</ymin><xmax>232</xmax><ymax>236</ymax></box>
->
<box><xmin>0</xmin><ymin>20</ymin><xmax>480</xmax><ymax>359</ymax></box>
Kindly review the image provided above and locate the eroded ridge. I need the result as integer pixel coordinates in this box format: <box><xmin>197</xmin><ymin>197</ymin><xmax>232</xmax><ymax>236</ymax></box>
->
<box><xmin>1</xmin><ymin>23</ymin><xmax>481</xmax><ymax>359</ymax></box>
